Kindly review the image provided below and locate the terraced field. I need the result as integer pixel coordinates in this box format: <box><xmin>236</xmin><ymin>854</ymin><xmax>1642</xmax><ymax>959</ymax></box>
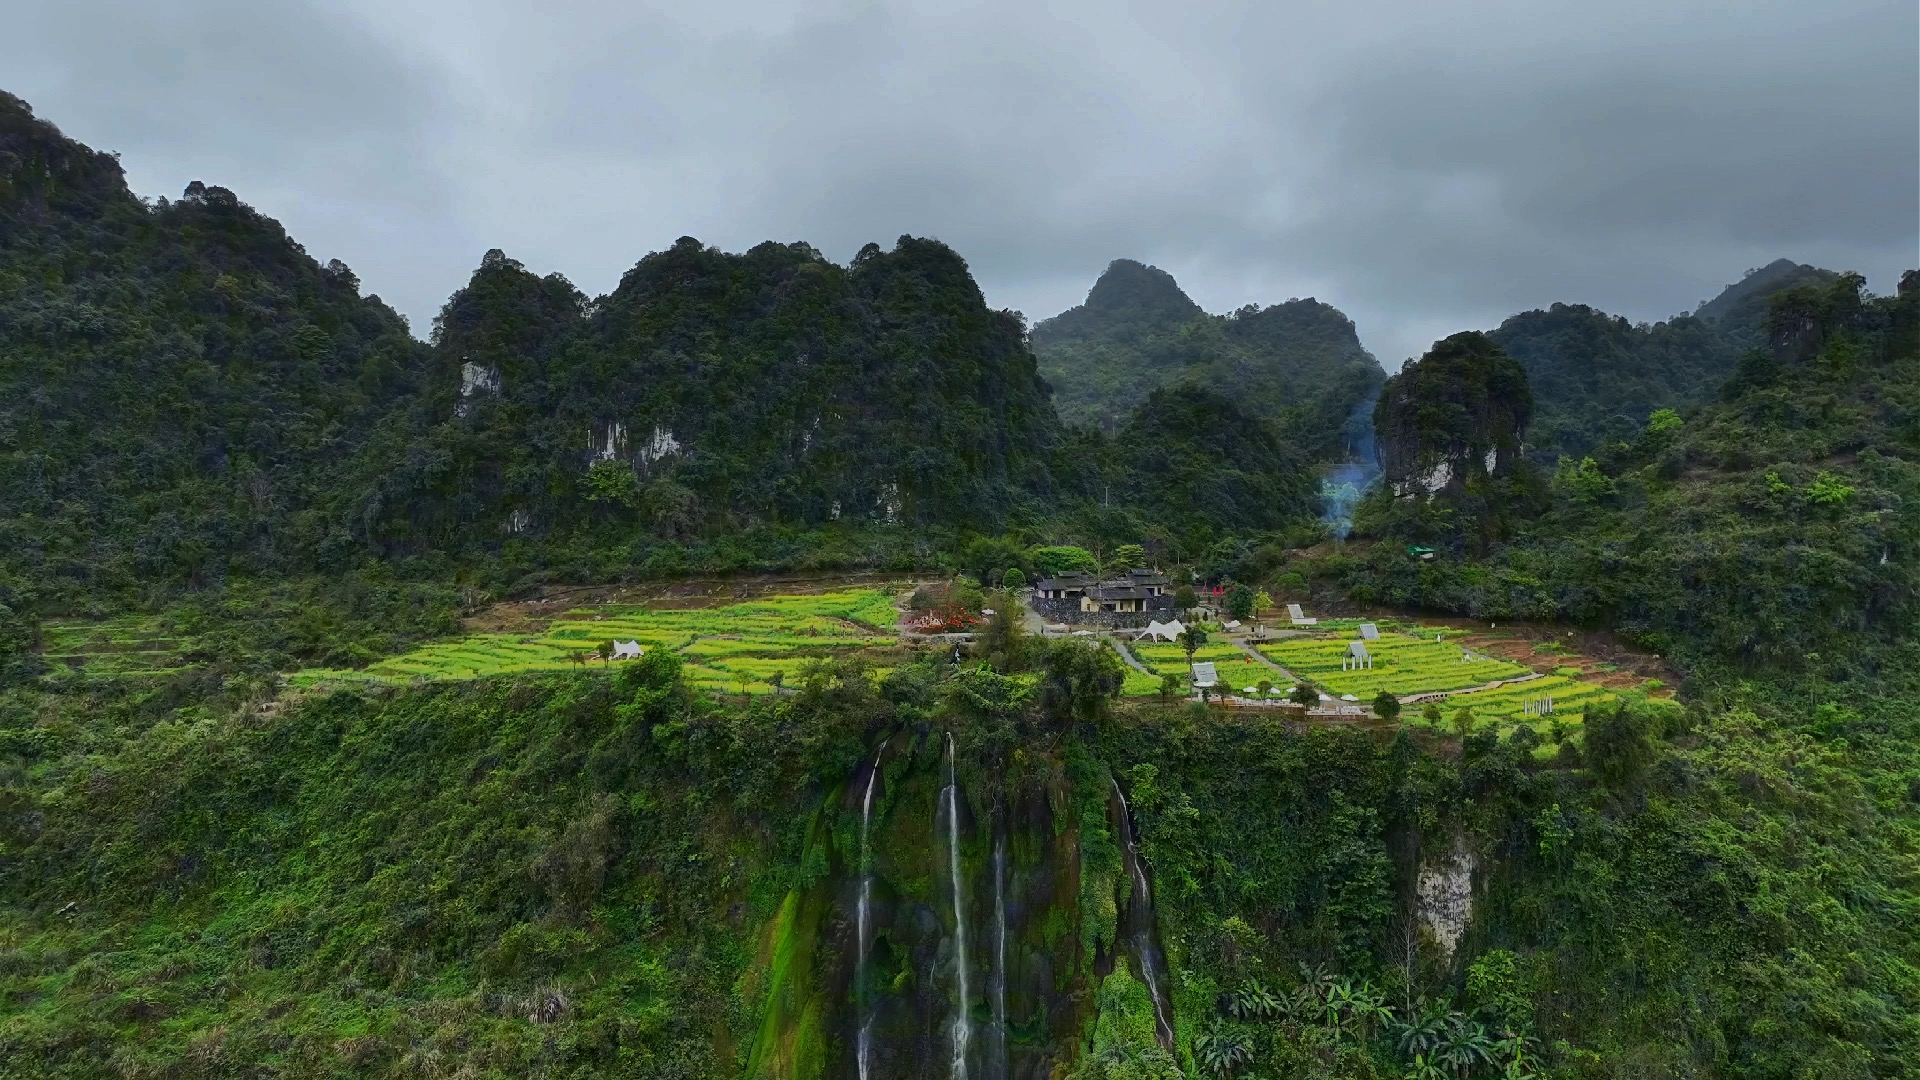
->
<box><xmin>38</xmin><ymin>617</ymin><xmax>186</xmax><ymax>678</ymax></box>
<box><xmin>291</xmin><ymin>589</ymin><xmax>902</xmax><ymax>694</ymax></box>
<box><xmin>1256</xmin><ymin>628</ymin><xmax>1617</xmax><ymax>734</ymax></box>
<box><xmin>1131</xmin><ymin>640</ymin><xmax>1252</xmax><ymax>674</ymax></box>
<box><xmin>1120</xmin><ymin>667</ymin><xmax>1169</xmax><ymax>697</ymax></box>
<box><xmin>1411</xmin><ymin>674</ymin><xmax>1613</xmax><ymax>727</ymax></box>
<box><xmin>1257</xmin><ymin>633</ymin><xmax>1529</xmax><ymax>697</ymax></box>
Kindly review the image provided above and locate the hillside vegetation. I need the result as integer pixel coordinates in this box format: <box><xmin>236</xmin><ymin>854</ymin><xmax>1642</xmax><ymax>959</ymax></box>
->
<box><xmin>1031</xmin><ymin>259</ymin><xmax>1385</xmax><ymax>459</ymax></box>
<box><xmin>0</xmin><ymin>88</ymin><xmax>1916</xmax><ymax>1080</ymax></box>
<box><xmin>1338</xmin><ymin>271</ymin><xmax>1919</xmax><ymax>674</ymax></box>
<box><xmin>1489</xmin><ymin>259</ymin><xmax>1842</xmax><ymax>461</ymax></box>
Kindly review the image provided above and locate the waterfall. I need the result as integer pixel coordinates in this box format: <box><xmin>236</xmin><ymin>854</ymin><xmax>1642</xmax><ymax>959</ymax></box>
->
<box><xmin>1110</xmin><ymin>776</ymin><xmax>1175</xmax><ymax>1052</ymax></box>
<box><xmin>857</xmin><ymin>747</ymin><xmax>884</xmax><ymax>1080</ymax></box>
<box><xmin>991</xmin><ymin>820</ymin><xmax>1010</xmax><ymax>1078</ymax></box>
<box><xmin>1320</xmin><ymin>388</ymin><xmax>1382</xmax><ymax>539</ymax></box>
<box><xmin>944</xmin><ymin>734</ymin><xmax>973</xmax><ymax>1080</ymax></box>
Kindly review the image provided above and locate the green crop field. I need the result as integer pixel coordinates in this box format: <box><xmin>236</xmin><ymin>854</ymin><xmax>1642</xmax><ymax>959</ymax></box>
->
<box><xmin>1421</xmin><ymin>674</ymin><xmax>1615</xmax><ymax>730</ymax></box>
<box><xmin>37</xmin><ymin>616</ymin><xmax>187</xmax><ymax>678</ymax></box>
<box><xmin>290</xmin><ymin>589</ymin><xmax>901</xmax><ymax>692</ymax></box>
<box><xmin>1257</xmin><ymin>633</ymin><xmax>1530</xmax><ymax>697</ymax></box>
<box><xmin>1120</xmin><ymin>668</ymin><xmax>1168</xmax><ymax>697</ymax></box>
<box><xmin>1255</xmin><ymin>629</ymin><xmax>1616</xmax><ymax>736</ymax></box>
<box><xmin>1131</xmin><ymin>640</ymin><xmax>1254</xmax><ymax>674</ymax></box>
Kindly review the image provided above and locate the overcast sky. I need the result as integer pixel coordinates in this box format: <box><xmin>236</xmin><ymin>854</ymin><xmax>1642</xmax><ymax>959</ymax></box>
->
<box><xmin>7</xmin><ymin>0</ymin><xmax>1915</xmax><ymax>368</ymax></box>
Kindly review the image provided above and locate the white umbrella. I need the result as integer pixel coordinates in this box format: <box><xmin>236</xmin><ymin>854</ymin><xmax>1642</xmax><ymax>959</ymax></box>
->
<box><xmin>1242</xmin><ymin>686</ymin><xmax>1258</xmax><ymax>694</ymax></box>
<box><xmin>1341</xmin><ymin>694</ymin><xmax>1359</xmax><ymax>701</ymax></box>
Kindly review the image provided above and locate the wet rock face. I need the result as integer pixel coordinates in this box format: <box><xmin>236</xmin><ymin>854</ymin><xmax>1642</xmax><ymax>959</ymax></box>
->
<box><xmin>1375</xmin><ymin>332</ymin><xmax>1532</xmax><ymax>497</ymax></box>
<box><xmin>787</xmin><ymin>738</ymin><xmax>1102</xmax><ymax>1080</ymax></box>
<box><xmin>1416</xmin><ymin>839</ymin><xmax>1476</xmax><ymax>965</ymax></box>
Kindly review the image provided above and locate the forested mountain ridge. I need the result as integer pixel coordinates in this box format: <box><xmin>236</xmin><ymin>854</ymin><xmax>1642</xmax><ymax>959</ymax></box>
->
<box><xmin>1488</xmin><ymin>258</ymin><xmax>1842</xmax><ymax>460</ymax></box>
<box><xmin>0</xmin><ymin>92</ymin><xmax>431</xmax><ymax>609</ymax></box>
<box><xmin>1346</xmin><ymin>269</ymin><xmax>1919</xmax><ymax>672</ymax></box>
<box><xmin>1694</xmin><ymin>256</ymin><xmax>1838</xmax><ymax>325</ymax></box>
<box><xmin>355</xmin><ymin>236</ymin><xmax>1063</xmax><ymax>558</ymax></box>
<box><xmin>0</xmin><ymin>92</ymin><xmax>1324</xmax><ymax>626</ymax></box>
<box><xmin>1031</xmin><ymin>259</ymin><xmax>1385</xmax><ymax>458</ymax></box>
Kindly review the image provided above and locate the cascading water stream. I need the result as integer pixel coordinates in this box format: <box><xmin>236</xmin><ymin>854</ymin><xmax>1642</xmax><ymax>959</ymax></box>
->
<box><xmin>991</xmin><ymin>821</ymin><xmax>1009</xmax><ymax>1078</ymax></box>
<box><xmin>944</xmin><ymin>733</ymin><xmax>973</xmax><ymax>1080</ymax></box>
<box><xmin>1110</xmin><ymin>777</ymin><xmax>1175</xmax><ymax>1052</ymax></box>
<box><xmin>857</xmin><ymin>747</ymin><xmax>884</xmax><ymax>1080</ymax></box>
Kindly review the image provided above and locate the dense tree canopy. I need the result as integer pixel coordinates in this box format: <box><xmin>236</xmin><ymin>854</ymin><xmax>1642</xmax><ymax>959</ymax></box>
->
<box><xmin>1031</xmin><ymin>259</ymin><xmax>1385</xmax><ymax>459</ymax></box>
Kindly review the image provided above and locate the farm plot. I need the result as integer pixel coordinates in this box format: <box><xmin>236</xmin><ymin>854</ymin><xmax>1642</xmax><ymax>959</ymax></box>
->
<box><xmin>1257</xmin><ymin>633</ymin><xmax>1529</xmax><ymax>698</ymax></box>
<box><xmin>1421</xmin><ymin>675</ymin><xmax>1615</xmax><ymax>730</ymax></box>
<box><xmin>38</xmin><ymin>617</ymin><xmax>186</xmax><ymax>678</ymax></box>
<box><xmin>1132</xmin><ymin>641</ymin><xmax>1253</xmax><ymax>675</ymax></box>
<box><xmin>290</xmin><ymin>589</ymin><xmax>900</xmax><ymax>691</ymax></box>
<box><xmin>1121</xmin><ymin>667</ymin><xmax>1169</xmax><ymax>697</ymax></box>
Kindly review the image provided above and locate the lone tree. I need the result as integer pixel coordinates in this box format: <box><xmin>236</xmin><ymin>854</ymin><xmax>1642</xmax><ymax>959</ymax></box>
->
<box><xmin>1291</xmin><ymin>682</ymin><xmax>1317</xmax><ymax>706</ymax></box>
<box><xmin>1158</xmin><ymin>672</ymin><xmax>1181</xmax><ymax>701</ymax></box>
<box><xmin>1001</xmin><ymin>567</ymin><xmax>1027</xmax><ymax>589</ymax></box>
<box><xmin>1373</xmin><ymin>690</ymin><xmax>1402</xmax><ymax>720</ymax></box>
<box><xmin>1179</xmin><ymin>625</ymin><xmax>1209</xmax><ymax>664</ymax></box>
<box><xmin>1109</xmin><ymin>543</ymin><xmax>1147</xmax><ymax>572</ymax></box>
<box><xmin>1253</xmin><ymin>589</ymin><xmax>1274</xmax><ymax>614</ymax></box>
<box><xmin>1174</xmin><ymin>583</ymin><xmax>1198</xmax><ymax>612</ymax></box>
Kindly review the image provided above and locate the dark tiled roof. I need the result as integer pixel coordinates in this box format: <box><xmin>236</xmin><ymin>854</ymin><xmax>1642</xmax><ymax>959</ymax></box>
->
<box><xmin>1091</xmin><ymin>585</ymin><xmax>1151</xmax><ymax>601</ymax></box>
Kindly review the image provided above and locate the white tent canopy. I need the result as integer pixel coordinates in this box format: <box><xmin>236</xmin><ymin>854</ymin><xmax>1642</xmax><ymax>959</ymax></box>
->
<box><xmin>1191</xmin><ymin>661</ymin><xmax>1218</xmax><ymax>688</ymax></box>
<box><xmin>1135</xmin><ymin>619</ymin><xmax>1187</xmax><ymax>642</ymax></box>
<box><xmin>1358</xmin><ymin>622</ymin><xmax>1380</xmax><ymax>640</ymax></box>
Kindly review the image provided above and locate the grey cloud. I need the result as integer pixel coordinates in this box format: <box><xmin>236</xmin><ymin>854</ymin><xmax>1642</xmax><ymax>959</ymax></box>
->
<box><xmin>6</xmin><ymin>0</ymin><xmax>1913</xmax><ymax>366</ymax></box>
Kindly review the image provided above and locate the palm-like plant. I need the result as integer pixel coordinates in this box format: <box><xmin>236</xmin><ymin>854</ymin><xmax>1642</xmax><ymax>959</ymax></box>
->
<box><xmin>1225</xmin><ymin>980</ymin><xmax>1283</xmax><ymax>1022</ymax></box>
<box><xmin>1405</xmin><ymin>1052</ymin><xmax>1449</xmax><ymax>1080</ymax></box>
<box><xmin>1194</xmin><ymin>1024</ymin><xmax>1256</xmax><ymax>1076</ymax></box>
<box><xmin>1493</xmin><ymin>1030</ymin><xmax>1543</xmax><ymax>1080</ymax></box>
<box><xmin>1389</xmin><ymin>999</ymin><xmax>1452</xmax><ymax>1059</ymax></box>
<box><xmin>1436</xmin><ymin>1017</ymin><xmax>1497</xmax><ymax>1077</ymax></box>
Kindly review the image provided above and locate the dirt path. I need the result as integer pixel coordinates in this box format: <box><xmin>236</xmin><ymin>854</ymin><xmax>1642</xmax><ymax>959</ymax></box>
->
<box><xmin>1399</xmin><ymin>671</ymin><xmax>1545</xmax><ymax>705</ymax></box>
<box><xmin>1105</xmin><ymin>636</ymin><xmax>1154</xmax><ymax>677</ymax></box>
<box><xmin>1231</xmin><ymin>639</ymin><xmax>1300</xmax><ymax>683</ymax></box>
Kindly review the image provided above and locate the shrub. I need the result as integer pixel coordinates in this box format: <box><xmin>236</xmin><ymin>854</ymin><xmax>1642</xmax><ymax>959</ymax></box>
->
<box><xmin>1225</xmin><ymin>584</ymin><xmax>1255</xmax><ymax>620</ymax></box>
<box><xmin>1372</xmin><ymin>690</ymin><xmax>1401</xmax><ymax>720</ymax></box>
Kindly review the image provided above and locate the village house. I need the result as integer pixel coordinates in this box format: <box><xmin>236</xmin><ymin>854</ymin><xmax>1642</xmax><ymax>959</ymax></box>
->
<box><xmin>1028</xmin><ymin>568</ymin><xmax>1176</xmax><ymax>627</ymax></box>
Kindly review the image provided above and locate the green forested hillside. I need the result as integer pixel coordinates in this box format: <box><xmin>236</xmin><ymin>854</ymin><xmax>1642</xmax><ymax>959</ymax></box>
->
<box><xmin>1031</xmin><ymin>260</ymin><xmax>1385</xmax><ymax>459</ymax></box>
<box><xmin>1488</xmin><ymin>259</ymin><xmax>1842</xmax><ymax>461</ymax></box>
<box><xmin>2</xmin><ymin>88</ymin><xmax>1917</xmax><ymax>1080</ymax></box>
<box><xmin>4</xmin><ymin>625</ymin><xmax>1913</xmax><ymax>1077</ymax></box>
<box><xmin>358</xmin><ymin>237</ymin><xmax>1062</xmax><ymax>557</ymax></box>
<box><xmin>1343</xmin><ymin>271</ymin><xmax>1919</xmax><ymax>673</ymax></box>
<box><xmin>0</xmin><ymin>92</ymin><xmax>431</xmax><ymax>605</ymax></box>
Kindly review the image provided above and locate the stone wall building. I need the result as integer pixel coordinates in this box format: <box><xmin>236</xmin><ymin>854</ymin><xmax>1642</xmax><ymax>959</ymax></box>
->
<box><xmin>1030</xmin><ymin>568</ymin><xmax>1176</xmax><ymax>627</ymax></box>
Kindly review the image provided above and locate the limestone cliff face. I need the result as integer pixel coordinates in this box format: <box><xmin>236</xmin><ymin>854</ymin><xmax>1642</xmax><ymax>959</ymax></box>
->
<box><xmin>1374</xmin><ymin>332</ymin><xmax>1532</xmax><ymax>498</ymax></box>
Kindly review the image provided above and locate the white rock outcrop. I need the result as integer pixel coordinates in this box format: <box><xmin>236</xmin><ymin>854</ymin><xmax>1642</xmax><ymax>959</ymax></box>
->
<box><xmin>1417</xmin><ymin>839</ymin><xmax>1475</xmax><ymax>965</ymax></box>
